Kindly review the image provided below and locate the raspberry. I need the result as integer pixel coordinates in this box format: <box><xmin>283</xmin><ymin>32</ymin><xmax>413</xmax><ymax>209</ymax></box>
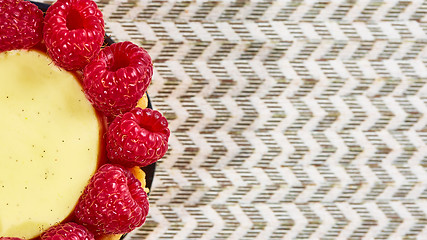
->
<box><xmin>0</xmin><ymin>0</ymin><xmax>43</xmax><ymax>52</ymax></box>
<box><xmin>74</xmin><ymin>164</ymin><xmax>149</xmax><ymax>235</ymax></box>
<box><xmin>107</xmin><ymin>108</ymin><xmax>170</xmax><ymax>167</ymax></box>
<box><xmin>41</xmin><ymin>222</ymin><xmax>94</xmax><ymax>240</ymax></box>
<box><xmin>83</xmin><ymin>41</ymin><xmax>153</xmax><ymax>117</ymax></box>
<box><xmin>43</xmin><ymin>0</ymin><xmax>104</xmax><ymax>70</ymax></box>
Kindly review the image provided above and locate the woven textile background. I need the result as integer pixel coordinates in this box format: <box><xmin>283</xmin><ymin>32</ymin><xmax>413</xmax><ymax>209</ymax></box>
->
<box><xmin>40</xmin><ymin>0</ymin><xmax>427</xmax><ymax>239</ymax></box>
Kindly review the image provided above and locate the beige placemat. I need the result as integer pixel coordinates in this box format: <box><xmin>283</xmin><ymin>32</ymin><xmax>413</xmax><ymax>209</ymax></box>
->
<box><xmin>41</xmin><ymin>0</ymin><xmax>427</xmax><ymax>239</ymax></box>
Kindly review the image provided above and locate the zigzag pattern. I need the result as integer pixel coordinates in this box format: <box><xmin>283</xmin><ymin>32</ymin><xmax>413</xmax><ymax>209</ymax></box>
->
<box><xmin>40</xmin><ymin>0</ymin><xmax>427</xmax><ymax>239</ymax></box>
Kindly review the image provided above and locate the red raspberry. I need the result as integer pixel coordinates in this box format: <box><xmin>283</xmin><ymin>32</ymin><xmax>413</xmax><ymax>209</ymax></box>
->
<box><xmin>83</xmin><ymin>41</ymin><xmax>153</xmax><ymax>118</ymax></box>
<box><xmin>41</xmin><ymin>222</ymin><xmax>94</xmax><ymax>240</ymax></box>
<box><xmin>43</xmin><ymin>0</ymin><xmax>104</xmax><ymax>70</ymax></box>
<box><xmin>0</xmin><ymin>0</ymin><xmax>43</xmax><ymax>52</ymax></box>
<box><xmin>74</xmin><ymin>164</ymin><xmax>149</xmax><ymax>235</ymax></box>
<box><xmin>107</xmin><ymin>108</ymin><xmax>170</xmax><ymax>167</ymax></box>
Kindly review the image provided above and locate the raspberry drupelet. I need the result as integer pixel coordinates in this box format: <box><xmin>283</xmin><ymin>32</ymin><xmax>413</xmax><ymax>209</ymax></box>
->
<box><xmin>43</xmin><ymin>0</ymin><xmax>105</xmax><ymax>70</ymax></box>
<box><xmin>0</xmin><ymin>0</ymin><xmax>44</xmax><ymax>52</ymax></box>
<box><xmin>74</xmin><ymin>164</ymin><xmax>149</xmax><ymax>235</ymax></box>
<box><xmin>83</xmin><ymin>41</ymin><xmax>153</xmax><ymax>118</ymax></box>
<box><xmin>41</xmin><ymin>222</ymin><xmax>95</xmax><ymax>240</ymax></box>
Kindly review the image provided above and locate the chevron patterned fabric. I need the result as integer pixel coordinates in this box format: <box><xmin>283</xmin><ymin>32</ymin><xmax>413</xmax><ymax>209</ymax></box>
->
<box><xmin>38</xmin><ymin>0</ymin><xmax>427</xmax><ymax>239</ymax></box>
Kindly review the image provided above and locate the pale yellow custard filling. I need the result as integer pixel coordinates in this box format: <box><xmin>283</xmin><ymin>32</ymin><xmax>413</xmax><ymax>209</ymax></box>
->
<box><xmin>0</xmin><ymin>50</ymin><xmax>100</xmax><ymax>238</ymax></box>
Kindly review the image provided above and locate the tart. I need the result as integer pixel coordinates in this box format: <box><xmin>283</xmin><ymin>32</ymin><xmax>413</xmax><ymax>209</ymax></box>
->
<box><xmin>0</xmin><ymin>0</ymin><xmax>168</xmax><ymax>239</ymax></box>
